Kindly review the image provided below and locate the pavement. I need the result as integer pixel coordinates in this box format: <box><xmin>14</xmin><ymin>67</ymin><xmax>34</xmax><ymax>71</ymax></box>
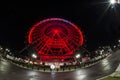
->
<box><xmin>0</xmin><ymin>50</ymin><xmax>120</xmax><ymax>80</ymax></box>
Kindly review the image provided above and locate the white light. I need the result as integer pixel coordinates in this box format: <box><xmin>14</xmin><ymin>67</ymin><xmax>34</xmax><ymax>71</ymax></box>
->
<box><xmin>110</xmin><ymin>0</ymin><xmax>116</xmax><ymax>4</ymax></box>
<box><xmin>50</xmin><ymin>64</ymin><xmax>55</xmax><ymax>70</ymax></box>
<box><xmin>0</xmin><ymin>47</ymin><xmax>3</xmax><ymax>50</ymax></box>
<box><xmin>114</xmin><ymin>45</ymin><xmax>116</xmax><ymax>48</ymax></box>
<box><xmin>100</xmin><ymin>51</ymin><xmax>103</xmax><ymax>55</ymax></box>
<box><xmin>27</xmin><ymin>71</ymin><xmax>38</xmax><ymax>76</ymax></box>
<box><xmin>25</xmin><ymin>60</ymin><xmax>29</xmax><ymax>63</ymax></box>
<box><xmin>101</xmin><ymin>59</ymin><xmax>111</xmax><ymax>70</ymax></box>
<box><xmin>5</xmin><ymin>48</ymin><xmax>10</xmax><ymax>52</ymax></box>
<box><xmin>75</xmin><ymin>70</ymin><xmax>87</xmax><ymax>80</ymax></box>
<box><xmin>118</xmin><ymin>40</ymin><xmax>120</xmax><ymax>43</ymax></box>
<box><xmin>6</xmin><ymin>48</ymin><xmax>8</xmax><ymax>51</ymax></box>
<box><xmin>118</xmin><ymin>0</ymin><xmax>120</xmax><ymax>3</ymax></box>
<box><xmin>32</xmin><ymin>54</ymin><xmax>37</xmax><ymax>59</ymax></box>
<box><xmin>75</xmin><ymin>54</ymin><xmax>81</xmax><ymax>59</ymax></box>
<box><xmin>29</xmin><ymin>61</ymin><xmax>33</xmax><ymax>64</ymax></box>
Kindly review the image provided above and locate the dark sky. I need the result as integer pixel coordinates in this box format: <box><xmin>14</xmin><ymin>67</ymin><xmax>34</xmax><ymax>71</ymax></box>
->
<box><xmin>0</xmin><ymin>0</ymin><xmax>120</xmax><ymax>52</ymax></box>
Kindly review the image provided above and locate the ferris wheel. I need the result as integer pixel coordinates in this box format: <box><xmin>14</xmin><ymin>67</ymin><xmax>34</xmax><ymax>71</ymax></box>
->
<box><xmin>21</xmin><ymin>18</ymin><xmax>84</xmax><ymax>62</ymax></box>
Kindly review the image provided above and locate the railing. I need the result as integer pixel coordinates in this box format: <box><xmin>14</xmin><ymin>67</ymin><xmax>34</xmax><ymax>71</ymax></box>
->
<box><xmin>0</xmin><ymin>52</ymin><xmax>111</xmax><ymax>72</ymax></box>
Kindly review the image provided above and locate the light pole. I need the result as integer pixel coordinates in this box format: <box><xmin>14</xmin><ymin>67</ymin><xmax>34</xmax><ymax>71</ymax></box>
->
<box><xmin>31</xmin><ymin>53</ymin><xmax>38</xmax><ymax>65</ymax></box>
<box><xmin>74</xmin><ymin>53</ymin><xmax>81</xmax><ymax>65</ymax></box>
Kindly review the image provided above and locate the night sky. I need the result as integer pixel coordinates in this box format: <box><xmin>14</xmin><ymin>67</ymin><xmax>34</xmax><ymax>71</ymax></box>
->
<box><xmin>0</xmin><ymin>0</ymin><xmax>120</xmax><ymax>52</ymax></box>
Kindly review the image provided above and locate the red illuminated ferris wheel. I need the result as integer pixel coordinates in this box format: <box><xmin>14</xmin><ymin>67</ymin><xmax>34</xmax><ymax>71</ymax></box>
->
<box><xmin>28</xmin><ymin>18</ymin><xmax>84</xmax><ymax>62</ymax></box>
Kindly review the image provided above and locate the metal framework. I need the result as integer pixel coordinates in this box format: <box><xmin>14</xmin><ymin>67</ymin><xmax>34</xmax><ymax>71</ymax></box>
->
<box><xmin>28</xmin><ymin>18</ymin><xmax>84</xmax><ymax>62</ymax></box>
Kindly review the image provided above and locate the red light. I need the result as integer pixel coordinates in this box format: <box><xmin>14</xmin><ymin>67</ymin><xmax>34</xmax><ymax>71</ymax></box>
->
<box><xmin>28</xmin><ymin>18</ymin><xmax>84</xmax><ymax>62</ymax></box>
<box><xmin>53</xmin><ymin>29</ymin><xmax>59</xmax><ymax>34</ymax></box>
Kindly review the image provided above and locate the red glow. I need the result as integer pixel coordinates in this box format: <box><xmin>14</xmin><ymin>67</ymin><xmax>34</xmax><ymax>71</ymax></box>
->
<box><xmin>53</xmin><ymin>29</ymin><xmax>59</xmax><ymax>34</ymax></box>
<box><xmin>28</xmin><ymin>18</ymin><xmax>84</xmax><ymax>62</ymax></box>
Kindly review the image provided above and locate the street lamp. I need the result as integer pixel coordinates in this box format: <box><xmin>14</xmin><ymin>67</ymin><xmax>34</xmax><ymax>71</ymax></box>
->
<box><xmin>32</xmin><ymin>54</ymin><xmax>37</xmax><ymax>59</ymax></box>
<box><xmin>118</xmin><ymin>40</ymin><xmax>120</xmax><ymax>43</ymax></box>
<box><xmin>0</xmin><ymin>47</ymin><xmax>3</xmax><ymax>50</ymax></box>
<box><xmin>109</xmin><ymin>0</ymin><xmax>120</xmax><ymax>4</ymax></box>
<box><xmin>114</xmin><ymin>45</ymin><xmax>116</xmax><ymax>48</ymax></box>
<box><xmin>110</xmin><ymin>0</ymin><xmax>117</xmax><ymax>5</ymax></box>
<box><xmin>75</xmin><ymin>54</ymin><xmax>81</xmax><ymax>59</ymax></box>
